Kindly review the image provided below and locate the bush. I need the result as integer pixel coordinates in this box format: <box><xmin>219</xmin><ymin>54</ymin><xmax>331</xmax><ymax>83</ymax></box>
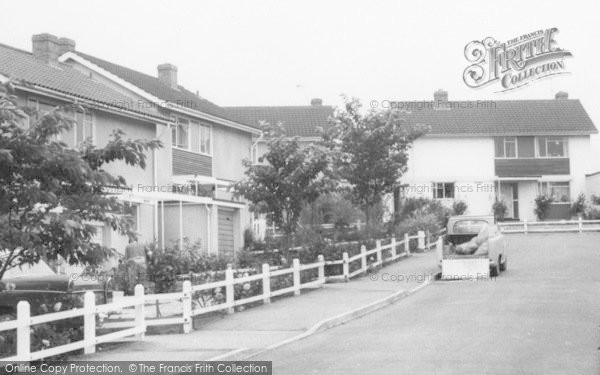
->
<box><xmin>492</xmin><ymin>199</ymin><xmax>508</xmax><ymax>221</ymax></box>
<box><xmin>534</xmin><ymin>195</ymin><xmax>554</xmax><ymax>220</ymax></box>
<box><xmin>586</xmin><ymin>206</ymin><xmax>600</xmax><ymax>220</ymax></box>
<box><xmin>395</xmin><ymin>213</ymin><xmax>441</xmax><ymax>239</ymax></box>
<box><xmin>396</xmin><ymin>198</ymin><xmax>451</xmax><ymax>227</ymax></box>
<box><xmin>591</xmin><ymin>195</ymin><xmax>600</xmax><ymax>205</ymax></box>
<box><xmin>299</xmin><ymin>193</ymin><xmax>364</xmax><ymax>228</ymax></box>
<box><xmin>571</xmin><ymin>193</ymin><xmax>586</xmax><ymax>216</ymax></box>
<box><xmin>452</xmin><ymin>200</ymin><xmax>468</xmax><ymax>215</ymax></box>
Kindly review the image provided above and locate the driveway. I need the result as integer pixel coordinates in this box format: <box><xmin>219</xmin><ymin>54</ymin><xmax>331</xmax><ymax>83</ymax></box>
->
<box><xmin>256</xmin><ymin>233</ymin><xmax>600</xmax><ymax>374</ymax></box>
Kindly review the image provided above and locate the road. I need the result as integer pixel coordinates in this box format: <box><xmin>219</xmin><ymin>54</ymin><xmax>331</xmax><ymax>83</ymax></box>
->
<box><xmin>257</xmin><ymin>233</ymin><xmax>600</xmax><ymax>374</ymax></box>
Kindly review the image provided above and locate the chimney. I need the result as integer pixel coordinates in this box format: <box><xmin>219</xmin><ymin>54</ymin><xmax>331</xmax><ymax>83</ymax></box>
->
<box><xmin>434</xmin><ymin>89</ymin><xmax>448</xmax><ymax>104</ymax></box>
<box><xmin>310</xmin><ymin>98</ymin><xmax>323</xmax><ymax>106</ymax></box>
<box><xmin>32</xmin><ymin>33</ymin><xmax>61</xmax><ymax>64</ymax></box>
<box><xmin>157</xmin><ymin>63</ymin><xmax>178</xmax><ymax>89</ymax></box>
<box><xmin>555</xmin><ymin>91</ymin><xmax>568</xmax><ymax>100</ymax></box>
<box><xmin>58</xmin><ymin>37</ymin><xmax>76</xmax><ymax>55</ymax></box>
<box><xmin>32</xmin><ymin>34</ymin><xmax>75</xmax><ymax>64</ymax></box>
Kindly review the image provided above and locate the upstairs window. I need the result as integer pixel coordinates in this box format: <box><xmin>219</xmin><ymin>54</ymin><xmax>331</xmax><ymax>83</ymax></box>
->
<box><xmin>74</xmin><ymin>111</ymin><xmax>94</xmax><ymax>144</ymax></box>
<box><xmin>536</xmin><ymin>136</ymin><xmax>568</xmax><ymax>158</ymax></box>
<box><xmin>495</xmin><ymin>137</ymin><xmax>517</xmax><ymax>158</ymax></box>
<box><xmin>172</xmin><ymin>118</ymin><xmax>190</xmax><ymax>149</ymax></box>
<box><xmin>433</xmin><ymin>182</ymin><xmax>455</xmax><ymax>199</ymax></box>
<box><xmin>199</xmin><ymin>123</ymin><xmax>211</xmax><ymax>155</ymax></box>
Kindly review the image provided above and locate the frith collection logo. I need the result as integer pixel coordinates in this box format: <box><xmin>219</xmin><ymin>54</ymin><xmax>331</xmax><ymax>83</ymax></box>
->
<box><xmin>463</xmin><ymin>28</ymin><xmax>572</xmax><ymax>92</ymax></box>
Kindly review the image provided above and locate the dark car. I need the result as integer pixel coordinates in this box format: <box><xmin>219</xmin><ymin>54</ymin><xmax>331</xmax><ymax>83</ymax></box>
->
<box><xmin>0</xmin><ymin>273</ymin><xmax>113</xmax><ymax>317</ymax></box>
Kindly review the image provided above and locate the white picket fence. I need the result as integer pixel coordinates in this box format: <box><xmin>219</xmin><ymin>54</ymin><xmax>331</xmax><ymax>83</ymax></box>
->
<box><xmin>498</xmin><ymin>218</ymin><xmax>600</xmax><ymax>234</ymax></box>
<box><xmin>0</xmin><ymin>285</ymin><xmax>146</xmax><ymax>362</ymax></box>
<box><xmin>0</xmin><ymin>230</ymin><xmax>439</xmax><ymax>361</ymax></box>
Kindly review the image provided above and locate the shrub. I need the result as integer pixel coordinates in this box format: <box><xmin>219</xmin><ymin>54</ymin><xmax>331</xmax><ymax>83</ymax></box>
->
<box><xmin>586</xmin><ymin>206</ymin><xmax>600</xmax><ymax>220</ymax></box>
<box><xmin>534</xmin><ymin>195</ymin><xmax>554</xmax><ymax>220</ymax></box>
<box><xmin>395</xmin><ymin>212</ymin><xmax>441</xmax><ymax>239</ymax></box>
<box><xmin>591</xmin><ymin>195</ymin><xmax>600</xmax><ymax>205</ymax></box>
<box><xmin>452</xmin><ymin>200</ymin><xmax>468</xmax><ymax>215</ymax></box>
<box><xmin>571</xmin><ymin>193</ymin><xmax>586</xmax><ymax>216</ymax></box>
<box><xmin>492</xmin><ymin>199</ymin><xmax>508</xmax><ymax>221</ymax></box>
<box><xmin>396</xmin><ymin>198</ymin><xmax>451</xmax><ymax>227</ymax></box>
<box><xmin>299</xmin><ymin>193</ymin><xmax>364</xmax><ymax>228</ymax></box>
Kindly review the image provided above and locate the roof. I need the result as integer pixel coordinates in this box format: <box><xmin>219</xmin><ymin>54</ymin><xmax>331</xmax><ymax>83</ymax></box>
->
<box><xmin>0</xmin><ymin>43</ymin><xmax>167</xmax><ymax>120</ymax></box>
<box><xmin>224</xmin><ymin>105</ymin><xmax>334</xmax><ymax>137</ymax></box>
<box><xmin>72</xmin><ymin>51</ymin><xmax>256</xmax><ymax>127</ymax></box>
<box><xmin>401</xmin><ymin>100</ymin><xmax>597</xmax><ymax>136</ymax></box>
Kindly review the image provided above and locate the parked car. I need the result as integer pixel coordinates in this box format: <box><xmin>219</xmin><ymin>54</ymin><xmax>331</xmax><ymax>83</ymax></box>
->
<box><xmin>437</xmin><ymin>215</ymin><xmax>507</xmax><ymax>278</ymax></box>
<box><xmin>0</xmin><ymin>272</ymin><xmax>113</xmax><ymax>318</ymax></box>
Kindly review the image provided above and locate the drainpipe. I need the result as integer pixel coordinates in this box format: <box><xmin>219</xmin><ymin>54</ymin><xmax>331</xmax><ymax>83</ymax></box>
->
<box><xmin>205</xmin><ymin>204</ymin><xmax>212</xmax><ymax>255</ymax></box>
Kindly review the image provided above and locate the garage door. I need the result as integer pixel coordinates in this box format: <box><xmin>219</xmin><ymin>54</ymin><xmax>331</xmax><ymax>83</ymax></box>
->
<box><xmin>218</xmin><ymin>208</ymin><xmax>235</xmax><ymax>258</ymax></box>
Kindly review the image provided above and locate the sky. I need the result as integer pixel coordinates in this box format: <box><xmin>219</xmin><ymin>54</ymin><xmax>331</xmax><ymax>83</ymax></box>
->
<box><xmin>1</xmin><ymin>0</ymin><xmax>599</xmax><ymax>169</ymax></box>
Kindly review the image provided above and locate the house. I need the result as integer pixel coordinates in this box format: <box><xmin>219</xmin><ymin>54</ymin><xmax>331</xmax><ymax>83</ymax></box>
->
<box><xmin>0</xmin><ymin>33</ymin><xmax>260</xmax><ymax>261</ymax></box>
<box><xmin>225</xmin><ymin>98</ymin><xmax>334</xmax><ymax>161</ymax></box>
<box><xmin>225</xmin><ymin>100</ymin><xmax>334</xmax><ymax>237</ymax></box>
<box><xmin>395</xmin><ymin>89</ymin><xmax>598</xmax><ymax>221</ymax></box>
<box><xmin>586</xmin><ymin>171</ymin><xmax>600</xmax><ymax>197</ymax></box>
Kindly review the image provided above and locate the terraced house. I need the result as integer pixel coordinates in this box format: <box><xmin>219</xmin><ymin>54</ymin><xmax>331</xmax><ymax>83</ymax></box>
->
<box><xmin>397</xmin><ymin>90</ymin><xmax>598</xmax><ymax>221</ymax></box>
<box><xmin>0</xmin><ymin>33</ymin><xmax>260</xmax><ymax>263</ymax></box>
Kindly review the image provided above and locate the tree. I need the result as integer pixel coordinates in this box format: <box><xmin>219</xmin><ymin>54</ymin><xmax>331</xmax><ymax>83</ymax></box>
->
<box><xmin>322</xmin><ymin>97</ymin><xmax>427</xmax><ymax>226</ymax></box>
<box><xmin>234</xmin><ymin>123</ymin><xmax>331</xmax><ymax>235</ymax></box>
<box><xmin>0</xmin><ymin>81</ymin><xmax>162</xmax><ymax>281</ymax></box>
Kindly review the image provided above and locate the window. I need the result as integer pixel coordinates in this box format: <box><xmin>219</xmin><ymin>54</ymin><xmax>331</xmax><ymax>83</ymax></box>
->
<box><xmin>74</xmin><ymin>111</ymin><xmax>94</xmax><ymax>144</ymax></box>
<box><xmin>172</xmin><ymin>118</ymin><xmax>190</xmax><ymax>149</ymax></box>
<box><xmin>495</xmin><ymin>137</ymin><xmax>517</xmax><ymax>158</ymax></box>
<box><xmin>199</xmin><ymin>123</ymin><xmax>211</xmax><ymax>155</ymax></box>
<box><xmin>433</xmin><ymin>182</ymin><xmax>455</xmax><ymax>199</ymax></box>
<box><xmin>453</xmin><ymin>220</ymin><xmax>489</xmax><ymax>234</ymax></box>
<box><xmin>27</xmin><ymin>98</ymin><xmax>56</xmax><ymax>128</ymax></box>
<box><xmin>540</xmin><ymin>181</ymin><xmax>570</xmax><ymax>202</ymax></box>
<box><xmin>536</xmin><ymin>136</ymin><xmax>568</xmax><ymax>158</ymax></box>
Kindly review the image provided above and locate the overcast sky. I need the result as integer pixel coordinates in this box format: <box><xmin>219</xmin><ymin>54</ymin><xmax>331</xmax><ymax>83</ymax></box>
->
<box><xmin>2</xmin><ymin>0</ymin><xmax>599</xmax><ymax>168</ymax></box>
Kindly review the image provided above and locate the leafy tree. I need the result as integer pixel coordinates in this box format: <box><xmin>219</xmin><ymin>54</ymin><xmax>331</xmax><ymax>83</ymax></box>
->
<box><xmin>322</xmin><ymin>98</ymin><xmax>427</xmax><ymax>226</ymax></box>
<box><xmin>0</xmin><ymin>81</ymin><xmax>162</xmax><ymax>281</ymax></box>
<box><xmin>234</xmin><ymin>123</ymin><xmax>331</xmax><ymax>235</ymax></box>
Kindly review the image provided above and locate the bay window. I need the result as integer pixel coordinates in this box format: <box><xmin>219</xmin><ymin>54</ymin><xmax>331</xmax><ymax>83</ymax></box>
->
<box><xmin>540</xmin><ymin>181</ymin><xmax>570</xmax><ymax>202</ymax></box>
<box><xmin>172</xmin><ymin>118</ymin><xmax>190</xmax><ymax>149</ymax></box>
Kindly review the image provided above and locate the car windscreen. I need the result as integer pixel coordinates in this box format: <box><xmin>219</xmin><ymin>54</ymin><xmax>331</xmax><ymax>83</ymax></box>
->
<box><xmin>453</xmin><ymin>220</ymin><xmax>489</xmax><ymax>234</ymax></box>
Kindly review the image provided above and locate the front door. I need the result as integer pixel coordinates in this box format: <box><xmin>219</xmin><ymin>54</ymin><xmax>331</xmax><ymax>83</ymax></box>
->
<box><xmin>500</xmin><ymin>183</ymin><xmax>519</xmax><ymax>219</ymax></box>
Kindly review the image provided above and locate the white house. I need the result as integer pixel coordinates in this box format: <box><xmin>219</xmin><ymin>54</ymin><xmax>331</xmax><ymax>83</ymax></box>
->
<box><xmin>395</xmin><ymin>90</ymin><xmax>598</xmax><ymax>221</ymax></box>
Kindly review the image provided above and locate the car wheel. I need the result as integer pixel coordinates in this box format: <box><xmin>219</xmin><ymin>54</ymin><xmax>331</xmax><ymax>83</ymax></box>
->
<box><xmin>499</xmin><ymin>256</ymin><xmax>507</xmax><ymax>272</ymax></box>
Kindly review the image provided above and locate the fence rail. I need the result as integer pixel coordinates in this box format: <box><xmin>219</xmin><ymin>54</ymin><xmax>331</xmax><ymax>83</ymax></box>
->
<box><xmin>498</xmin><ymin>218</ymin><xmax>600</xmax><ymax>234</ymax></box>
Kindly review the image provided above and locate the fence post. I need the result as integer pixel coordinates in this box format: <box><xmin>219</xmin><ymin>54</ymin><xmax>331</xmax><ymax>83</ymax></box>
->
<box><xmin>436</xmin><ymin>237</ymin><xmax>444</xmax><ymax>265</ymax></box>
<box><xmin>262</xmin><ymin>263</ymin><xmax>271</xmax><ymax>304</ymax></box>
<box><xmin>317</xmin><ymin>255</ymin><xmax>325</xmax><ymax>282</ymax></box>
<box><xmin>83</xmin><ymin>291</ymin><xmax>96</xmax><ymax>354</ymax></box>
<box><xmin>16</xmin><ymin>301</ymin><xmax>30</xmax><ymax>362</ymax></box>
<box><xmin>182</xmin><ymin>280</ymin><xmax>192</xmax><ymax>333</ymax></box>
<box><xmin>376</xmin><ymin>240</ymin><xmax>382</xmax><ymax>266</ymax></box>
<box><xmin>391</xmin><ymin>237</ymin><xmax>397</xmax><ymax>259</ymax></box>
<box><xmin>417</xmin><ymin>231</ymin><xmax>425</xmax><ymax>251</ymax></box>
<box><xmin>134</xmin><ymin>284</ymin><xmax>145</xmax><ymax>340</ymax></box>
<box><xmin>524</xmin><ymin>219</ymin><xmax>528</xmax><ymax>234</ymax></box>
<box><xmin>225</xmin><ymin>265</ymin><xmax>235</xmax><ymax>314</ymax></box>
<box><xmin>293</xmin><ymin>258</ymin><xmax>301</xmax><ymax>296</ymax></box>
<box><xmin>360</xmin><ymin>245</ymin><xmax>367</xmax><ymax>273</ymax></box>
<box><xmin>578</xmin><ymin>216</ymin><xmax>583</xmax><ymax>233</ymax></box>
<box><xmin>404</xmin><ymin>233</ymin><xmax>410</xmax><ymax>255</ymax></box>
<box><xmin>342</xmin><ymin>252</ymin><xmax>349</xmax><ymax>281</ymax></box>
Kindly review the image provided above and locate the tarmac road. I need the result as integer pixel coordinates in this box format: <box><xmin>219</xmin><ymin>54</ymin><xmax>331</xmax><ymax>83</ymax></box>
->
<box><xmin>258</xmin><ymin>233</ymin><xmax>600</xmax><ymax>374</ymax></box>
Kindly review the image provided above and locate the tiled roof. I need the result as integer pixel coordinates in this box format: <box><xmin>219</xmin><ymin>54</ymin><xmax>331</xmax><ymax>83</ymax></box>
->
<box><xmin>73</xmin><ymin>52</ymin><xmax>256</xmax><ymax>128</ymax></box>
<box><xmin>224</xmin><ymin>105</ymin><xmax>334</xmax><ymax>137</ymax></box>
<box><xmin>402</xmin><ymin>100</ymin><xmax>597</xmax><ymax>136</ymax></box>
<box><xmin>0</xmin><ymin>43</ymin><xmax>167</xmax><ymax>120</ymax></box>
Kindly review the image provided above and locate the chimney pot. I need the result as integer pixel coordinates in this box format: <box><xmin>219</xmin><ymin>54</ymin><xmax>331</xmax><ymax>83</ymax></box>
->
<box><xmin>310</xmin><ymin>98</ymin><xmax>323</xmax><ymax>106</ymax></box>
<box><xmin>555</xmin><ymin>91</ymin><xmax>568</xmax><ymax>100</ymax></box>
<box><xmin>157</xmin><ymin>63</ymin><xmax>178</xmax><ymax>89</ymax></box>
